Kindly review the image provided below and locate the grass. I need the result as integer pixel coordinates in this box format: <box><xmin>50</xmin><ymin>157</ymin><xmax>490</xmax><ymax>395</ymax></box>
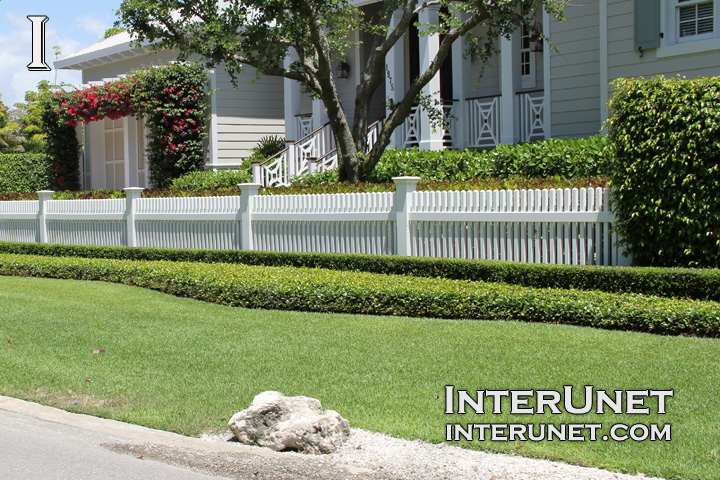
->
<box><xmin>0</xmin><ymin>275</ymin><xmax>718</xmax><ymax>479</ymax></box>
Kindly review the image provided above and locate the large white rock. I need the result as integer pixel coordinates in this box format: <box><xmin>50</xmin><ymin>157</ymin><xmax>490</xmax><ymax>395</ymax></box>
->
<box><xmin>228</xmin><ymin>391</ymin><xmax>350</xmax><ymax>454</ymax></box>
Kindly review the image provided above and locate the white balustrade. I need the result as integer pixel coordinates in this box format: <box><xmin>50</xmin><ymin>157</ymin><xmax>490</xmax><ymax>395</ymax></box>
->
<box><xmin>401</xmin><ymin>106</ymin><xmax>420</xmax><ymax>148</ymax></box>
<box><xmin>519</xmin><ymin>92</ymin><xmax>546</xmax><ymax>142</ymax></box>
<box><xmin>467</xmin><ymin>96</ymin><xmax>500</xmax><ymax>148</ymax></box>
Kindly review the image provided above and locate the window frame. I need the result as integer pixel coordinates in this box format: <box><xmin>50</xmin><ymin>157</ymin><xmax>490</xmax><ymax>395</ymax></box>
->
<box><xmin>657</xmin><ymin>0</ymin><xmax>720</xmax><ymax>57</ymax></box>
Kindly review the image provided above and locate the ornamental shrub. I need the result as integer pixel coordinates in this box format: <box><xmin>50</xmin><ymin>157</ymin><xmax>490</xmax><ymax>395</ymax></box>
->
<box><xmin>607</xmin><ymin>76</ymin><xmax>720</xmax><ymax>268</ymax></box>
<box><xmin>48</xmin><ymin>63</ymin><xmax>211</xmax><ymax>190</ymax></box>
<box><xmin>0</xmin><ymin>253</ymin><xmax>718</xmax><ymax>337</ymax></box>
<box><xmin>40</xmin><ymin>96</ymin><xmax>81</xmax><ymax>190</ymax></box>
<box><xmin>0</xmin><ymin>154</ymin><xmax>53</xmax><ymax>192</ymax></box>
<box><xmin>369</xmin><ymin>136</ymin><xmax>609</xmax><ymax>182</ymax></box>
<box><xmin>131</xmin><ymin>64</ymin><xmax>210</xmax><ymax>188</ymax></box>
<box><xmin>171</xmin><ymin>169</ymin><xmax>252</xmax><ymax>189</ymax></box>
<box><xmin>1</xmin><ymin>241</ymin><xmax>717</xmax><ymax>302</ymax></box>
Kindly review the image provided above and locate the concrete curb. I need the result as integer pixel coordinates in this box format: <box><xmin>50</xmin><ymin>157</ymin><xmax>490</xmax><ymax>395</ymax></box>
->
<box><xmin>0</xmin><ymin>395</ymin><xmax>282</xmax><ymax>459</ymax></box>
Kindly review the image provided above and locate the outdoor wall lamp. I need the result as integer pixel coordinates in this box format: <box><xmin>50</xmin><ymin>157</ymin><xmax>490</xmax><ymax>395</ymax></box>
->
<box><xmin>336</xmin><ymin>60</ymin><xmax>350</xmax><ymax>79</ymax></box>
<box><xmin>530</xmin><ymin>34</ymin><xmax>544</xmax><ymax>53</ymax></box>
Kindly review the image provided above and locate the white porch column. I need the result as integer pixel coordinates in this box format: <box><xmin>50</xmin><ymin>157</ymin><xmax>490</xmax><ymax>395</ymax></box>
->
<box><xmin>418</xmin><ymin>4</ymin><xmax>443</xmax><ymax>151</ymax></box>
<box><xmin>500</xmin><ymin>35</ymin><xmax>519</xmax><ymax>144</ymax></box>
<box><xmin>123</xmin><ymin>116</ymin><xmax>139</xmax><ymax>188</ymax></box>
<box><xmin>312</xmin><ymin>98</ymin><xmax>328</xmax><ymax>131</ymax></box>
<box><xmin>385</xmin><ymin>9</ymin><xmax>406</xmax><ymax>148</ymax></box>
<box><xmin>284</xmin><ymin>51</ymin><xmax>302</xmax><ymax>141</ymax></box>
<box><xmin>451</xmin><ymin>10</ymin><xmax>472</xmax><ymax>150</ymax></box>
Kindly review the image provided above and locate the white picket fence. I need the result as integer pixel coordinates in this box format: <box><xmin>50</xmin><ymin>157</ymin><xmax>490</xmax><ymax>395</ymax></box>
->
<box><xmin>0</xmin><ymin>179</ymin><xmax>631</xmax><ymax>265</ymax></box>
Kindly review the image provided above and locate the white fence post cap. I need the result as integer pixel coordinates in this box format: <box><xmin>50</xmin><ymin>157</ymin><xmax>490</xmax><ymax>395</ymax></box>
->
<box><xmin>392</xmin><ymin>176</ymin><xmax>421</xmax><ymax>184</ymax></box>
<box><xmin>239</xmin><ymin>183</ymin><xmax>262</xmax><ymax>193</ymax></box>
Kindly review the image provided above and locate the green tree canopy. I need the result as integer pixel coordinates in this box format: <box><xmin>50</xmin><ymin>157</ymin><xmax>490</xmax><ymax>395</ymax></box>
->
<box><xmin>118</xmin><ymin>0</ymin><xmax>566</xmax><ymax>182</ymax></box>
<box><xmin>0</xmin><ymin>94</ymin><xmax>23</xmax><ymax>154</ymax></box>
<box><xmin>13</xmin><ymin>80</ymin><xmax>53</xmax><ymax>154</ymax></box>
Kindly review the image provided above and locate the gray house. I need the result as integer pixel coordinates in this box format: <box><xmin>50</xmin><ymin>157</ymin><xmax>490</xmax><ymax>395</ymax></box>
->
<box><xmin>283</xmin><ymin>0</ymin><xmax>720</xmax><ymax>151</ymax></box>
<box><xmin>57</xmin><ymin>1</ymin><xmax>720</xmax><ymax>188</ymax></box>
<box><xmin>55</xmin><ymin>31</ymin><xmax>285</xmax><ymax>190</ymax></box>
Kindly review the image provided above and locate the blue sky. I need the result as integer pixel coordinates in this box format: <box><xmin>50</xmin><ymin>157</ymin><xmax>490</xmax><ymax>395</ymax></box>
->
<box><xmin>0</xmin><ymin>0</ymin><xmax>122</xmax><ymax>108</ymax></box>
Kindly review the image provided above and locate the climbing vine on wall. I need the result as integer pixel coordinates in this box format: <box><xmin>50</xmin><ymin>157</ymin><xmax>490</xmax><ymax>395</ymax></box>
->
<box><xmin>47</xmin><ymin>63</ymin><xmax>211</xmax><ymax>189</ymax></box>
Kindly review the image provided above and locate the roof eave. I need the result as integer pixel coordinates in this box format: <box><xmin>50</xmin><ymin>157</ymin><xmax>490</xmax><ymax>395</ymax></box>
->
<box><xmin>54</xmin><ymin>40</ymin><xmax>152</xmax><ymax>71</ymax></box>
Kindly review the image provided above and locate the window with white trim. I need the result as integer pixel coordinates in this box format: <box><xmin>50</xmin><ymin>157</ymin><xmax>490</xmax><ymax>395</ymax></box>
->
<box><xmin>677</xmin><ymin>0</ymin><xmax>714</xmax><ymax>41</ymax></box>
<box><xmin>520</xmin><ymin>24</ymin><xmax>536</xmax><ymax>89</ymax></box>
<box><xmin>658</xmin><ymin>0</ymin><xmax>720</xmax><ymax>56</ymax></box>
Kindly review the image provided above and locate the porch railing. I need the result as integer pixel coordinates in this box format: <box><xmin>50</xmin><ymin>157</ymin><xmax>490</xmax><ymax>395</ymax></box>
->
<box><xmin>518</xmin><ymin>90</ymin><xmax>546</xmax><ymax>143</ymax></box>
<box><xmin>467</xmin><ymin>95</ymin><xmax>501</xmax><ymax>148</ymax></box>
<box><xmin>296</xmin><ymin>114</ymin><xmax>313</xmax><ymax>138</ymax></box>
<box><xmin>253</xmin><ymin>122</ymin><xmax>335</xmax><ymax>187</ymax></box>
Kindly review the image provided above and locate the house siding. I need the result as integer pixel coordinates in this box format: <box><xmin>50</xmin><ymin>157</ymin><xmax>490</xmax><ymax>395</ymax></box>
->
<box><xmin>607</xmin><ymin>0</ymin><xmax>720</xmax><ymax>81</ymax></box>
<box><xmin>549</xmin><ymin>2</ymin><xmax>602</xmax><ymax>138</ymax></box>
<box><xmin>213</xmin><ymin>64</ymin><xmax>285</xmax><ymax>163</ymax></box>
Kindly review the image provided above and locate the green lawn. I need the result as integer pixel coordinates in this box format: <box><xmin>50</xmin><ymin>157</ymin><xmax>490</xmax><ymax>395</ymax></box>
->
<box><xmin>0</xmin><ymin>275</ymin><xmax>718</xmax><ymax>479</ymax></box>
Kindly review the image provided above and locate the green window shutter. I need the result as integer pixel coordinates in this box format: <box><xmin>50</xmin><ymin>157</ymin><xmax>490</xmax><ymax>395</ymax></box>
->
<box><xmin>635</xmin><ymin>0</ymin><xmax>662</xmax><ymax>50</ymax></box>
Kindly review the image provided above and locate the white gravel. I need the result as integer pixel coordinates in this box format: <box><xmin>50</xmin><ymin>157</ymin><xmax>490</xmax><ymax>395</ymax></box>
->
<box><xmin>201</xmin><ymin>428</ymin><xmax>663</xmax><ymax>480</ymax></box>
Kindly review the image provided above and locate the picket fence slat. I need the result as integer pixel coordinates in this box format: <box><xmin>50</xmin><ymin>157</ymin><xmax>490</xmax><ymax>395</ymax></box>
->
<box><xmin>0</xmin><ymin>184</ymin><xmax>630</xmax><ymax>266</ymax></box>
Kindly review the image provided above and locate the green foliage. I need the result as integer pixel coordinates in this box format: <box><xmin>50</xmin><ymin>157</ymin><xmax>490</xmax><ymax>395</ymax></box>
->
<box><xmin>130</xmin><ymin>63</ymin><xmax>210</xmax><ymax>188</ymax></box>
<box><xmin>171</xmin><ymin>169</ymin><xmax>252</xmax><ymax>189</ymax></box>
<box><xmin>103</xmin><ymin>27</ymin><xmax>126</xmax><ymax>38</ymax></box>
<box><xmin>0</xmin><ymin>94</ymin><xmax>23</xmax><ymax>154</ymax></box>
<box><xmin>50</xmin><ymin>63</ymin><xmax>211</xmax><ymax>189</ymax></box>
<box><xmin>0</xmin><ymin>154</ymin><xmax>53</xmax><ymax>192</ymax></box>
<box><xmin>0</xmin><ymin>176</ymin><xmax>608</xmax><ymax>200</ymax></box>
<box><xmin>0</xmin><ymin>252</ymin><xmax>718</xmax><ymax>337</ymax></box>
<box><xmin>12</xmin><ymin>81</ymin><xmax>52</xmax><ymax>154</ymax></box>
<box><xmin>40</xmin><ymin>95</ymin><xmax>81</xmax><ymax>190</ymax></box>
<box><xmin>1</xmin><ymin>241</ymin><xmax>718</xmax><ymax>302</ymax></box>
<box><xmin>607</xmin><ymin>76</ymin><xmax>720</xmax><ymax>268</ymax></box>
<box><xmin>249</xmin><ymin>135</ymin><xmax>286</xmax><ymax>161</ymax></box>
<box><xmin>289</xmin><ymin>168</ymin><xmax>339</xmax><ymax>186</ymax></box>
<box><xmin>371</xmin><ymin>137</ymin><xmax>610</xmax><ymax>182</ymax></box>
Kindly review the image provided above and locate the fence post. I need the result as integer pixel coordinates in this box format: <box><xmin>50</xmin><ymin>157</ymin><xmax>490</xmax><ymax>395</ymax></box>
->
<box><xmin>239</xmin><ymin>183</ymin><xmax>261</xmax><ymax>251</ymax></box>
<box><xmin>393</xmin><ymin>176</ymin><xmax>420</xmax><ymax>256</ymax></box>
<box><xmin>36</xmin><ymin>190</ymin><xmax>54</xmax><ymax>244</ymax></box>
<box><xmin>251</xmin><ymin>161</ymin><xmax>262</xmax><ymax>185</ymax></box>
<box><xmin>124</xmin><ymin>187</ymin><xmax>144</xmax><ymax>247</ymax></box>
<box><xmin>307</xmin><ymin>157</ymin><xmax>318</xmax><ymax>175</ymax></box>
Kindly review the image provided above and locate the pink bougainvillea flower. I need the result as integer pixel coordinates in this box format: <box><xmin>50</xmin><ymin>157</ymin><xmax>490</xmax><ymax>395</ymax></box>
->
<box><xmin>93</xmin><ymin>350</ymin><xmax>100</xmax><ymax>354</ymax></box>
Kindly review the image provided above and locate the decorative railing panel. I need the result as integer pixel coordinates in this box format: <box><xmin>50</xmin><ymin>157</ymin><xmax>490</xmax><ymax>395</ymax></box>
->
<box><xmin>519</xmin><ymin>91</ymin><xmax>546</xmax><ymax>143</ymax></box>
<box><xmin>467</xmin><ymin>96</ymin><xmax>500</xmax><ymax>148</ymax></box>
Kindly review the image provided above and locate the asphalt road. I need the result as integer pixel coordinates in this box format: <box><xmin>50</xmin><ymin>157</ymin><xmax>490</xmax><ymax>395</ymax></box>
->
<box><xmin>0</xmin><ymin>396</ymin><xmax>360</xmax><ymax>480</ymax></box>
<box><xmin>0</xmin><ymin>396</ymin><xmax>240</xmax><ymax>479</ymax></box>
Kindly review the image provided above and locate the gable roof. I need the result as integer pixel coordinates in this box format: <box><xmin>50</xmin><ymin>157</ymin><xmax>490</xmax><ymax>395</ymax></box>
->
<box><xmin>54</xmin><ymin>31</ymin><xmax>151</xmax><ymax>70</ymax></box>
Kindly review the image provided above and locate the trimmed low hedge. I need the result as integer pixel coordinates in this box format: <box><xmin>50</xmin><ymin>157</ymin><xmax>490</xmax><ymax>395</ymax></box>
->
<box><xmin>1</xmin><ymin>241</ymin><xmax>719</xmax><ymax>301</ymax></box>
<box><xmin>370</xmin><ymin>137</ymin><xmax>610</xmax><ymax>182</ymax></box>
<box><xmin>0</xmin><ymin>153</ymin><xmax>53</xmax><ymax>193</ymax></box>
<box><xmin>0</xmin><ymin>253</ymin><xmax>718</xmax><ymax>337</ymax></box>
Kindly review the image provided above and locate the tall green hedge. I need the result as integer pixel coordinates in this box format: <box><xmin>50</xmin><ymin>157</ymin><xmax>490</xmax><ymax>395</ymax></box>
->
<box><xmin>0</xmin><ymin>154</ymin><xmax>53</xmax><ymax>193</ymax></box>
<box><xmin>607</xmin><ymin>77</ymin><xmax>720</xmax><ymax>268</ymax></box>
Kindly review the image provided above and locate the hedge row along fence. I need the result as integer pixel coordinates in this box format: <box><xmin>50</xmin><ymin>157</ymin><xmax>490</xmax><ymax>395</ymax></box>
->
<box><xmin>0</xmin><ymin>253</ymin><xmax>717</xmax><ymax>337</ymax></box>
<box><xmin>45</xmin><ymin>63</ymin><xmax>211</xmax><ymax>189</ymax></box>
<box><xmin>1</xmin><ymin>242</ymin><xmax>718</xmax><ymax>302</ymax></box>
<box><xmin>0</xmin><ymin>154</ymin><xmax>53</xmax><ymax>193</ymax></box>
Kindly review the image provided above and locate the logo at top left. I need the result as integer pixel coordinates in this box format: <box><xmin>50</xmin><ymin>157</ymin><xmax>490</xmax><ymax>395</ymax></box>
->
<box><xmin>27</xmin><ymin>15</ymin><xmax>51</xmax><ymax>72</ymax></box>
